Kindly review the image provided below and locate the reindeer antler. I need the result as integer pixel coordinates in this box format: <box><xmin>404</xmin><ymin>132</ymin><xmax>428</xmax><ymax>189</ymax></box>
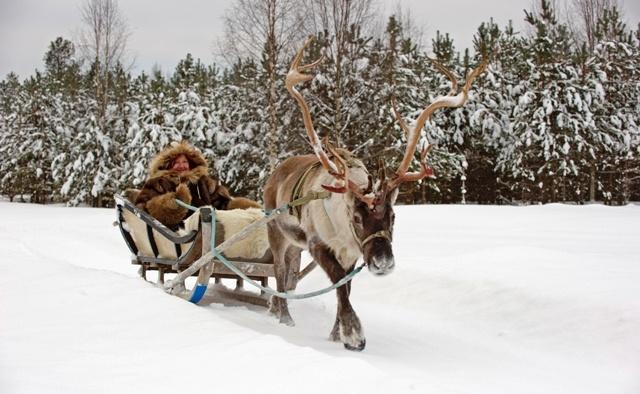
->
<box><xmin>287</xmin><ymin>37</ymin><xmax>374</xmax><ymax>206</ymax></box>
<box><xmin>387</xmin><ymin>58</ymin><xmax>488</xmax><ymax>191</ymax></box>
<box><xmin>285</xmin><ymin>37</ymin><xmax>339</xmax><ymax>175</ymax></box>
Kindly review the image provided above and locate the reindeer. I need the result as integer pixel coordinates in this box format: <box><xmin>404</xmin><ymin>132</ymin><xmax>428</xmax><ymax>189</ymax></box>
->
<box><xmin>263</xmin><ymin>38</ymin><xmax>486</xmax><ymax>351</ymax></box>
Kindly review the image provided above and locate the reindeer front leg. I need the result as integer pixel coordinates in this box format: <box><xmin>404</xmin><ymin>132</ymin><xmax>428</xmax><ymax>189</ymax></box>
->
<box><xmin>308</xmin><ymin>236</ymin><xmax>365</xmax><ymax>351</ymax></box>
<box><xmin>329</xmin><ymin>280</ymin><xmax>351</xmax><ymax>342</ymax></box>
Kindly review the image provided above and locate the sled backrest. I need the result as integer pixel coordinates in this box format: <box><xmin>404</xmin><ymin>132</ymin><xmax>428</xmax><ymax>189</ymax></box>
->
<box><xmin>115</xmin><ymin>195</ymin><xmax>271</xmax><ymax>265</ymax></box>
<box><xmin>115</xmin><ymin>195</ymin><xmax>201</xmax><ymax>265</ymax></box>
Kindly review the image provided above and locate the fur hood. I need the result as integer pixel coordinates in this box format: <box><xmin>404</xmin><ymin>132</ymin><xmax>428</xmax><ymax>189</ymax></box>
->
<box><xmin>148</xmin><ymin>141</ymin><xmax>210</xmax><ymax>183</ymax></box>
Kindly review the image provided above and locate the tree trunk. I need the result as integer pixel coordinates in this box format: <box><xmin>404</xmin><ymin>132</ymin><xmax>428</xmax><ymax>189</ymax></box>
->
<box><xmin>266</xmin><ymin>3</ymin><xmax>278</xmax><ymax>172</ymax></box>
<box><xmin>622</xmin><ymin>161</ymin><xmax>630</xmax><ymax>204</ymax></box>
<box><xmin>589</xmin><ymin>164</ymin><xmax>596</xmax><ymax>202</ymax></box>
<box><xmin>334</xmin><ymin>57</ymin><xmax>343</xmax><ymax>146</ymax></box>
<box><xmin>268</xmin><ymin>77</ymin><xmax>278</xmax><ymax>172</ymax></box>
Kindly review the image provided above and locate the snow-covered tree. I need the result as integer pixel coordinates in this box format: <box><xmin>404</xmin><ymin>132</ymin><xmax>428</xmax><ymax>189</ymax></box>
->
<box><xmin>0</xmin><ymin>73</ymin><xmax>29</xmax><ymax>201</ymax></box>
<box><xmin>590</xmin><ymin>7</ymin><xmax>640</xmax><ymax>203</ymax></box>
<box><xmin>213</xmin><ymin>59</ymin><xmax>272</xmax><ymax>200</ymax></box>
<box><xmin>56</xmin><ymin>93</ymin><xmax>116</xmax><ymax>206</ymax></box>
<box><xmin>496</xmin><ymin>0</ymin><xmax>603</xmax><ymax>203</ymax></box>
<box><xmin>2</xmin><ymin>2</ymin><xmax>638</xmax><ymax>206</ymax></box>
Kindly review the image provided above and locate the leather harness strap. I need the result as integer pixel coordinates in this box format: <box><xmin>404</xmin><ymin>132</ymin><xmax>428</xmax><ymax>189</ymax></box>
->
<box><xmin>146</xmin><ymin>224</ymin><xmax>159</xmax><ymax>258</ymax></box>
<box><xmin>361</xmin><ymin>230</ymin><xmax>392</xmax><ymax>247</ymax></box>
<box><xmin>290</xmin><ymin>161</ymin><xmax>327</xmax><ymax>220</ymax></box>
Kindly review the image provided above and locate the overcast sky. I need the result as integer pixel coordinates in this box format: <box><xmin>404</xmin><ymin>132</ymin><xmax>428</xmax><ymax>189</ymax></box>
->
<box><xmin>1</xmin><ymin>0</ymin><xmax>639</xmax><ymax>79</ymax></box>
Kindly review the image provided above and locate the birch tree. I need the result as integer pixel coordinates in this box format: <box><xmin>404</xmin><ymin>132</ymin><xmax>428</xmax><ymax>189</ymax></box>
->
<box><xmin>77</xmin><ymin>0</ymin><xmax>130</xmax><ymax>124</ymax></box>
<box><xmin>567</xmin><ymin>0</ymin><xmax>619</xmax><ymax>50</ymax></box>
<box><xmin>219</xmin><ymin>0</ymin><xmax>306</xmax><ymax>171</ymax></box>
<box><xmin>302</xmin><ymin>0</ymin><xmax>377</xmax><ymax>146</ymax></box>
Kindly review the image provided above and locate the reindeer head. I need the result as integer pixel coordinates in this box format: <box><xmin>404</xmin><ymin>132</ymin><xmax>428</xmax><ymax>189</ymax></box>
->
<box><xmin>286</xmin><ymin>37</ymin><xmax>486</xmax><ymax>275</ymax></box>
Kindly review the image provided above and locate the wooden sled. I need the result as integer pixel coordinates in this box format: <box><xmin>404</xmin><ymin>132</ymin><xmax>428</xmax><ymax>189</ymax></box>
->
<box><xmin>114</xmin><ymin>194</ymin><xmax>278</xmax><ymax>307</ymax></box>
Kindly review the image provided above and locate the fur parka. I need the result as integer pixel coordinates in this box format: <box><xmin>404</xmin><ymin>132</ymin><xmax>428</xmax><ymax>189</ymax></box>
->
<box><xmin>135</xmin><ymin>141</ymin><xmax>232</xmax><ymax>228</ymax></box>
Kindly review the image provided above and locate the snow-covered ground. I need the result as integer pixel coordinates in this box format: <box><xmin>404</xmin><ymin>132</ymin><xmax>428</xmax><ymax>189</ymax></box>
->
<box><xmin>1</xmin><ymin>202</ymin><xmax>638</xmax><ymax>394</ymax></box>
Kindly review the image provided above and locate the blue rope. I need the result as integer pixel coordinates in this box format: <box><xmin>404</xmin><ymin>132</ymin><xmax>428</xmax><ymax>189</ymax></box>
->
<box><xmin>175</xmin><ymin>199</ymin><xmax>364</xmax><ymax>299</ymax></box>
<box><xmin>175</xmin><ymin>199</ymin><xmax>200</xmax><ymax>212</ymax></box>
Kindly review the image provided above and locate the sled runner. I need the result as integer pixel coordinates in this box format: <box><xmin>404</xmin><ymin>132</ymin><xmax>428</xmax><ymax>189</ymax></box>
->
<box><xmin>115</xmin><ymin>194</ymin><xmax>286</xmax><ymax>307</ymax></box>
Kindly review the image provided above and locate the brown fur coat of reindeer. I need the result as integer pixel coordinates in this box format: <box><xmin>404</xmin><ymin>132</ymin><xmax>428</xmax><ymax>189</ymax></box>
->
<box><xmin>264</xmin><ymin>38</ymin><xmax>486</xmax><ymax>351</ymax></box>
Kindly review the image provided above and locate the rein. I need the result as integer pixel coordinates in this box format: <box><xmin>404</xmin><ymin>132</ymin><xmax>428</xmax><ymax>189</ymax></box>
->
<box><xmin>175</xmin><ymin>198</ymin><xmax>364</xmax><ymax>300</ymax></box>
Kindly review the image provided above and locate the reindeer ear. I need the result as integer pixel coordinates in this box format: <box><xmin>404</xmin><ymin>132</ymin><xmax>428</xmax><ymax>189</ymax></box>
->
<box><xmin>366</xmin><ymin>174</ymin><xmax>373</xmax><ymax>193</ymax></box>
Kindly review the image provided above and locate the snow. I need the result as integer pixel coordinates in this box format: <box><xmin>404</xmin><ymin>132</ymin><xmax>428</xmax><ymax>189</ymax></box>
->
<box><xmin>1</xmin><ymin>202</ymin><xmax>639</xmax><ymax>394</ymax></box>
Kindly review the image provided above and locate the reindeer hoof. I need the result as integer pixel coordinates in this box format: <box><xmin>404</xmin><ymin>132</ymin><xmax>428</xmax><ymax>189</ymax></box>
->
<box><xmin>344</xmin><ymin>339</ymin><xmax>366</xmax><ymax>351</ymax></box>
<box><xmin>269</xmin><ymin>298</ymin><xmax>295</xmax><ymax>326</ymax></box>
<box><xmin>268</xmin><ymin>309</ymin><xmax>295</xmax><ymax>326</ymax></box>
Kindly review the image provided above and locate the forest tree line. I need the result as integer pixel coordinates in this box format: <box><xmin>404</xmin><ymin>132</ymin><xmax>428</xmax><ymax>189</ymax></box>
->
<box><xmin>0</xmin><ymin>0</ymin><xmax>638</xmax><ymax>206</ymax></box>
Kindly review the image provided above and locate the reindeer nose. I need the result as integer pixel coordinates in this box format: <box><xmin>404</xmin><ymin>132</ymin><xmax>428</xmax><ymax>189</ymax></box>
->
<box><xmin>369</xmin><ymin>255</ymin><xmax>395</xmax><ymax>276</ymax></box>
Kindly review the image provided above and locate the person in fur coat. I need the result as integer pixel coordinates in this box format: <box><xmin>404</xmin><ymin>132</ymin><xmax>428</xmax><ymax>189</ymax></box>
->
<box><xmin>134</xmin><ymin>141</ymin><xmax>260</xmax><ymax>229</ymax></box>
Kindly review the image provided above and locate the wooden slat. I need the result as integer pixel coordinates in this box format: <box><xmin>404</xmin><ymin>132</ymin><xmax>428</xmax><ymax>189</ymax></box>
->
<box><xmin>195</xmin><ymin>208</ymin><xmax>215</xmax><ymax>285</ymax></box>
<box><xmin>210</xmin><ymin>260</ymin><xmax>275</xmax><ymax>277</ymax></box>
<box><xmin>206</xmin><ymin>286</ymin><xmax>270</xmax><ymax>308</ymax></box>
<box><xmin>133</xmin><ymin>260</ymin><xmax>274</xmax><ymax>278</ymax></box>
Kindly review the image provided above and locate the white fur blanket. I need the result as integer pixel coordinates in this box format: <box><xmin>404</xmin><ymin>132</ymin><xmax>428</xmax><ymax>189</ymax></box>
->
<box><xmin>122</xmin><ymin>207</ymin><xmax>269</xmax><ymax>260</ymax></box>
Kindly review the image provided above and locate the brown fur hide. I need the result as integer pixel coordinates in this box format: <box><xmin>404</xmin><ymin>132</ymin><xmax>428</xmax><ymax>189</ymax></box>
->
<box><xmin>122</xmin><ymin>207</ymin><xmax>270</xmax><ymax>262</ymax></box>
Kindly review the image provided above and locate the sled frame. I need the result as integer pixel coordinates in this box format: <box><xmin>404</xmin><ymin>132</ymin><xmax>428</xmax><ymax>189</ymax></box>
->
<box><xmin>115</xmin><ymin>195</ymin><xmax>274</xmax><ymax>307</ymax></box>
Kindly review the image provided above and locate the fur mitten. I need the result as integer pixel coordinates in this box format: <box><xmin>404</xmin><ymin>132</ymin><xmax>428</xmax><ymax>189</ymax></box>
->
<box><xmin>175</xmin><ymin>183</ymin><xmax>192</xmax><ymax>204</ymax></box>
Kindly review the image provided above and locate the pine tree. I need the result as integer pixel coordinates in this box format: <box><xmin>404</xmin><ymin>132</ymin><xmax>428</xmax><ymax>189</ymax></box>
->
<box><xmin>484</xmin><ymin>21</ymin><xmax>529</xmax><ymax>202</ymax></box>
<box><xmin>120</xmin><ymin>71</ymin><xmax>178</xmax><ymax>190</ymax></box>
<box><xmin>0</xmin><ymin>73</ymin><xmax>29</xmax><ymax>201</ymax></box>
<box><xmin>43</xmin><ymin>37</ymin><xmax>82</xmax><ymax>97</ymax></box>
<box><xmin>58</xmin><ymin>91</ymin><xmax>116</xmax><ymax>206</ymax></box>
<box><xmin>14</xmin><ymin>72</ymin><xmax>60</xmax><ymax>203</ymax></box>
<box><xmin>452</xmin><ymin>19</ymin><xmax>503</xmax><ymax>204</ymax></box>
<box><xmin>213</xmin><ymin>59</ymin><xmax>271</xmax><ymax>200</ymax></box>
<box><xmin>591</xmin><ymin>7</ymin><xmax>640</xmax><ymax>203</ymax></box>
<box><xmin>497</xmin><ymin>0</ymin><xmax>599</xmax><ymax>203</ymax></box>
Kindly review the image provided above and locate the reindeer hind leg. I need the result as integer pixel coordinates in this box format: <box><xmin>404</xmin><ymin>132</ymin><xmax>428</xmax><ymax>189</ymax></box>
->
<box><xmin>284</xmin><ymin>245</ymin><xmax>302</xmax><ymax>292</ymax></box>
<box><xmin>267</xmin><ymin>220</ymin><xmax>295</xmax><ymax>326</ymax></box>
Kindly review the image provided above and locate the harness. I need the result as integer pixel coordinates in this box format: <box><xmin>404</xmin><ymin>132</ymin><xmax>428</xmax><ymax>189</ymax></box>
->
<box><xmin>289</xmin><ymin>161</ymin><xmax>326</xmax><ymax>220</ymax></box>
<box><xmin>170</xmin><ymin>163</ymin><xmax>393</xmax><ymax>302</ymax></box>
<box><xmin>175</xmin><ymin>199</ymin><xmax>365</xmax><ymax>301</ymax></box>
<box><xmin>360</xmin><ymin>230</ymin><xmax>392</xmax><ymax>249</ymax></box>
